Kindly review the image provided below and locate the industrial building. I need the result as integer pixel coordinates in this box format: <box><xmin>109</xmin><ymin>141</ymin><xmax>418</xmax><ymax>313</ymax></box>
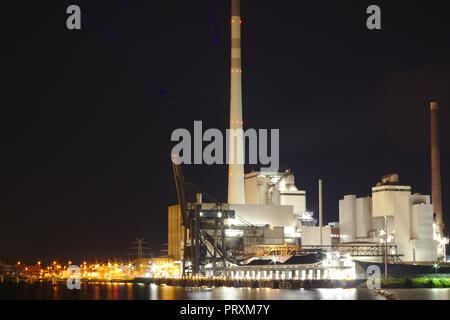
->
<box><xmin>231</xmin><ymin>171</ymin><xmax>309</xmax><ymax>228</ymax></box>
<box><xmin>166</xmin><ymin>0</ymin><xmax>447</xmax><ymax>280</ymax></box>
<box><xmin>167</xmin><ymin>169</ymin><xmax>329</xmax><ymax>265</ymax></box>
<box><xmin>339</xmin><ymin>174</ymin><xmax>439</xmax><ymax>262</ymax></box>
<box><xmin>168</xmin><ymin>0</ymin><xmax>373</xmax><ymax>278</ymax></box>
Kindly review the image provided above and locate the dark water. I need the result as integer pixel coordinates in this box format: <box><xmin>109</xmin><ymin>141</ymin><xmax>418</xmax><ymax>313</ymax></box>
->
<box><xmin>1</xmin><ymin>282</ymin><xmax>449</xmax><ymax>300</ymax></box>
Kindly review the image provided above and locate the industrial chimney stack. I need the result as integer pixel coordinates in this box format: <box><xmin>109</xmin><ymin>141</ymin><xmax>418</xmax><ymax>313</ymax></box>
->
<box><xmin>228</xmin><ymin>0</ymin><xmax>246</xmax><ymax>204</ymax></box>
<box><xmin>430</xmin><ymin>101</ymin><xmax>444</xmax><ymax>237</ymax></box>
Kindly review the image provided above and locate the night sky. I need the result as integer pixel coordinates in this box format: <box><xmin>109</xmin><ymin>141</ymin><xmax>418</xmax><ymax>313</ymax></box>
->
<box><xmin>2</xmin><ymin>0</ymin><xmax>450</xmax><ymax>262</ymax></box>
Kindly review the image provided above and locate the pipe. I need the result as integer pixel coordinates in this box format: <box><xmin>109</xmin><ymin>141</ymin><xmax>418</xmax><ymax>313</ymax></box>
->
<box><xmin>319</xmin><ymin>179</ymin><xmax>323</xmax><ymax>245</ymax></box>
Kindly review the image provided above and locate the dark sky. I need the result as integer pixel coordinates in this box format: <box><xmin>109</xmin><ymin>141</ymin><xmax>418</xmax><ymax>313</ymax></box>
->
<box><xmin>2</xmin><ymin>0</ymin><xmax>450</xmax><ymax>262</ymax></box>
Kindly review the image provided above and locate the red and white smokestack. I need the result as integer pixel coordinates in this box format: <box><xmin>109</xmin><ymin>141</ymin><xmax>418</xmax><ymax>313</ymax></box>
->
<box><xmin>431</xmin><ymin>101</ymin><xmax>444</xmax><ymax>237</ymax></box>
<box><xmin>228</xmin><ymin>0</ymin><xmax>245</xmax><ymax>204</ymax></box>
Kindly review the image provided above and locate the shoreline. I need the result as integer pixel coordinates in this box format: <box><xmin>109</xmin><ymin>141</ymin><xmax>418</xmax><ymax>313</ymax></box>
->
<box><xmin>2</xmin><ymin>277</ymin><xmax>449</xmax><ymax>289</ymax></box>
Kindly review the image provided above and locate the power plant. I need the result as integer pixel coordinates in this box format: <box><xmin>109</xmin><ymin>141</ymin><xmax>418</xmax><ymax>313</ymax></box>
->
<box><xmin>167</xmin><ymin>0</ymin><xmax>448</xmax><ymax>281</ymax></box>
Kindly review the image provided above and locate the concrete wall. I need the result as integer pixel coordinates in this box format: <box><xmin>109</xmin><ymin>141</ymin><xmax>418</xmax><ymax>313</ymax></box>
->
<box><xmin>263</xmin><ymin>226</ymin><xmax>285</xmax><ymax>245</ymax></box>
<box><xmin>300</xmin><ymin>226</ymin><xmax>332</xmax><ymax>246</ymax></box>
<box><xmin>230</xmin><ymin>203</ymin><xmax>295</xmax><ymax>227</ymax></box>
<box><xmin>410</xmin><ymin>201</ymin><xmax>437</xmax><ymax>261</ymax></box>
<box><xmin>244</xmin><ymin>171</ymin><xmax>277</xmax><ymax>205</ymax></box>
<box><xmin>244</xmin><ymin>173</ymin><xmax>259</xmax><ymax>205</ymax></box>
<box><xmin>412</xmin><ymin>203</ymin><xmax>433</xmax><ymax>240</ymax></box>
<box><xmin>280</xmin><ymin>192</ymin><xmax>306</xmax><ymax>214</ymax></box>
<box><xmin>410</xmin><ymin>239</ymin><xmax>437</xmax><ymax>262</ymax></box>
<box><xmin>372</xmin><ymin>185</ymin><xmax>411</xmax><ymax>217</ymax></box>
<box><xmin>278</xmin><ymin>174</ymin><xmax>306</xmax><ymax>214</ymax></box>
<box><xmin>393</xmin><ymin>192</ymin><xmax>413</xmax><ymax>261</ymax></box>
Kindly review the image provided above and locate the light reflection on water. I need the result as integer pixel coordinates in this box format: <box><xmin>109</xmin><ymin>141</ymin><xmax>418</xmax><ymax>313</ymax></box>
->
<box><xmin>1</xmin><ymin>282</ymin><xmax>449</xmax><ymax>300</ymax></box>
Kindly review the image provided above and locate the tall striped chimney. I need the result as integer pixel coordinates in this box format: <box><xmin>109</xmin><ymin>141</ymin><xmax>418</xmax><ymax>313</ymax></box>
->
<box><xmin>431</xmin><ymin>101</ymin><xmax>444</xmax><ymax>237</ymax></box>
<box><xmin>228</xmin><ymin>0</ymin><xmax>245</xmax><ymax>204</ymax></box>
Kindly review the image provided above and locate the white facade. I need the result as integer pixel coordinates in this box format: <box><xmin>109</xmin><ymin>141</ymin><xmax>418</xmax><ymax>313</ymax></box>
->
<box><xmin>300</xmin><ymin>226</ymin><xmax>332</xmax><ymax>246</ymax></box>
<box><xmin>372</xmin><ymin>185</ymin><xmax>437</xmax><ymax>261</ymax></box>
<box><xmin>279</xmin><ymin>174</ymin><xmax>306</xmax><ymax>214</ymax></box>
<box><xmin>228</xmin><ymin>203</ymin><xmax>295</xmax><ymax>227</ymax></box>
<box><xmin>410</xmin><ymin>239</ymin><xmax>437</xmax><ymax>262</ymax></box>
<box><xmin>372</xmin><ymin>185</ymin><xmax>411</xmax><ymax>217</ymax></box>
<box><xmin>372</xmin><ymin>185</ymin><xmax>412</xmax><ymax>259</ymax></box>
<box><xmin>244</xmin><ymin>171</ymin><xmax>306</xmax><ymax>214</ymax></box>
<box><xmin>232</xmin><ymin>170</ymin><xmax>308</xmax><ymax>230</ymax></box>
<box><xmin>411</xmin><ymin>195</ymin><xmax>433</xmax><ymax>240</ymax></box>
<box><xmin>410</xmin><ymin>195</ymin><xmax>437</xmax><ymax>261</ymax></box>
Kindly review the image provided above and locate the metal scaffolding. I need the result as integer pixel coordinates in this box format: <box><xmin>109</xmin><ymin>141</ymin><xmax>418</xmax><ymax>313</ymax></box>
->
<box><xmin>249</xmin><ymin>243</ymin><xmax>404</xmax><ymax>262</ymax></box>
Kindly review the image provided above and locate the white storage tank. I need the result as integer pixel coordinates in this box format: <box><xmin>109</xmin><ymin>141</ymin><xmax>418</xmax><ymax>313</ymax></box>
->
<box><xmin>356</xmin><ymin>197</ymin><xmax>372</xmax><ymax>238</ymax></box>
<box><xmin>339</xmin><ymin>195</ymin><xmax>356</xmax><ymax>242</ymax></box>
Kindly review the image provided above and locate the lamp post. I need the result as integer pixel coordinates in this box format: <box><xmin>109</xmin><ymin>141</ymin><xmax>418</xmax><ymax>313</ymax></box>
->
<box><xmin>379</xmin><ymin>216</ymin><xmax>388</xmax><ymax>279</ymax></box>
<box><xmin>384</xmin><ymin>216</ymin><xmax>388</xmax><ymax>279</ymax></box>
<box><xmin>434</xmin><ymin>263</ymin><xmax>439</xmax><ymax>277</ymax></box>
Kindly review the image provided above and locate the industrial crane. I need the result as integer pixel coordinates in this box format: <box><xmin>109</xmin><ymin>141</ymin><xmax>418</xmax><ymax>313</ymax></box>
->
<box><xmin>171</xmin><ymin>160</ymin><xmax>236</xmax><ymax>276</ymax></box>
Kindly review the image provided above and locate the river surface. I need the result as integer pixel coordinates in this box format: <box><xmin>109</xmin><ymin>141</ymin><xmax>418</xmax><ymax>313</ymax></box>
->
<box><xmin>1</xmin><ymin>282</ymin><xmax>449</xmax><ymax>300</ymax></box>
